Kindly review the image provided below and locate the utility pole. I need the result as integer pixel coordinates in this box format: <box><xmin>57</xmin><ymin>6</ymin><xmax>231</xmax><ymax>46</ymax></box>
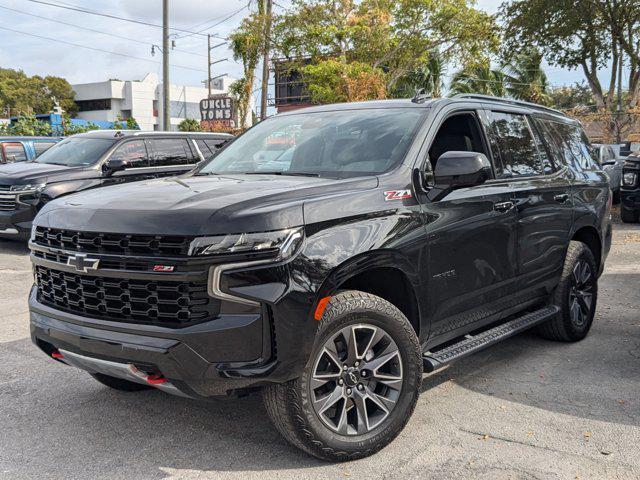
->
<box><xmin>260</xmin><ymin>0</ymin><xmax>272</xmax><ymax>120</ymax></box>
<box><xmin>207</xmin><ymin>37</ymin><xmax>226</xmax><ymax>98</ymax></box>
<box><xmin>162</xmin><ymin>0</ymin><xmax>170</xmax><ymax>131</ymax></box>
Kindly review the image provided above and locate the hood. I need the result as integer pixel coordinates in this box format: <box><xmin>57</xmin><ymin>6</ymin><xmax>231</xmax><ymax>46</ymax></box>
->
<box><xmin>0</xmin><ymin>162</ymin><xmax>90</xmax><ymax>186</ymax></box>
<box><xmin>35</xmin><ymin>174</ymin><xmax>379</xmax><ymax>236</ymax></box>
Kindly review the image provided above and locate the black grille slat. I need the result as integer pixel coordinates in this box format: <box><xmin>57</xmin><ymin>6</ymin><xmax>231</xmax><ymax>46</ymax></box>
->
<box><xmin>34</xmin><ymin>227</ymin><xmax>193</xmax><ymax>257</ymax></box>
<box><xmin>0</xmin><ymin>186</ymin><xmax>16</xmax><ymax>211</ymax></box>
<box><xmin>35</xmin><ymin>265</ymin><xmax>219</xmax><ymax>328</ymax></box>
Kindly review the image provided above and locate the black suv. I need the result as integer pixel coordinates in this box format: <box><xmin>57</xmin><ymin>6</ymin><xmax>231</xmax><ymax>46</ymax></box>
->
<box><xmin>0</xmin><ymin>130</ymin><xmax>231</xmax><ymax>239</ymax></box>
<box><xmin>28</xmin><ymin>95</ymin><xmax>611</xmax><ymax>461</ymax></box>
<box><xmin>620</xmin><ymin>151</ymin><xmax>640</xmax><ymax>222</ymax></box>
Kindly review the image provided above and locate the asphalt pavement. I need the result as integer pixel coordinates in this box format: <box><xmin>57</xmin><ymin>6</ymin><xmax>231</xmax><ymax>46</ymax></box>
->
<box><xmin>1</xmin><ymin>219</ymin><xmax>639</xmax><ymax>480</ymax></box>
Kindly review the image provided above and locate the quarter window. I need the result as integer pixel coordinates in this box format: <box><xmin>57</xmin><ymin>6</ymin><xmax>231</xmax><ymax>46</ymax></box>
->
<box><xmin>148</xmin><ymin>138</ymin><xmax>196</xmax><ymax>166</ymax></box>
<box><xmin>487</xmin><ymin>112</ymin><xmax>543</xmax><ymax>177</ymax></box>
<box><xmin>109</xmin><ymin>140</ymin><xmax>149</xmax><ymax>168</ymax></box>
<box><xmin>195</xmin><ymin>139</ymin><xmax>213</xmax><ymax>156</ymax></box>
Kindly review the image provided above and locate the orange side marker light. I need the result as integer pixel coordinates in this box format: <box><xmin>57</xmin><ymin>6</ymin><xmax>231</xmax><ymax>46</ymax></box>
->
<box><xmin>314</xmin><ymin>296</ymin><xmax>331</xmax><ymax>321</ymax></box>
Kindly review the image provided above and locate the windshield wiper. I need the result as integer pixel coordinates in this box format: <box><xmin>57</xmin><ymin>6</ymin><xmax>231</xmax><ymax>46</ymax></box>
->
<box><xmin>194</xmin><ymin>171</ymin><xmax>219</xmax><ymax>176</ymax></box>
<box><xmin>244</xmin><ymin>171</ymin><xmax>321</xmax><ymax>177</ymax></box>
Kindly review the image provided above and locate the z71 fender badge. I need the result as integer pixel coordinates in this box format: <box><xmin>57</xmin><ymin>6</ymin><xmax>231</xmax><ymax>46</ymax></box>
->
<box><xmin>384</xmin><ymin>189</ymin><xmax>412</xmax><ymax>201</ymax></box>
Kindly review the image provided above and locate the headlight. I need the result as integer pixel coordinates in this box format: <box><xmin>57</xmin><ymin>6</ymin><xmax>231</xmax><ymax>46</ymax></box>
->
<box><xmin>623</xmin><ymin>172</ymin><xmax>637</xmax><ymax>186</ymax></box>
<box><xmin>189</xmin><ymin>227</ymin><xmax>304</xmax><ymax>259</ymax></box>
<box><xmin>11</xmin><ymin>183</ymin><xmax>46</xmax><ymax>193</ymax></box>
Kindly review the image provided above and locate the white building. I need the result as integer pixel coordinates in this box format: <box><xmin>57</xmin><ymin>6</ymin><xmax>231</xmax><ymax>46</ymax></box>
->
<box><xmin>72</xmin><ymin>73</ymin><xmax>251</xmax><ymax>131</ymax></box>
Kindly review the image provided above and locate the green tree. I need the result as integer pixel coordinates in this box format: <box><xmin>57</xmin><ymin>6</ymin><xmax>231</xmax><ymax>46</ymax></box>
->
<box><xmin>271</xmin><ymin>0</ymin><xmax>499</xmax><ymax>92</ymax></box>
<box><xmin>0</xmin><ymin>68</ymin><xmax>77</xmax><ymax>116</ymax></box>
<box><xmin>449</xmin><ymin>60</ymin><xmax>507</xmax><ymax>97</ymax></box>
<box><xmin>178</xmin><ymin>118</ymin><xmax>202</xmax><ymax>132</ymax></box>
<box><xmin>503</xmin><ymin>49</ymin><xmax>550</xmax><ymax>105</ymax></box>
<box><xmin>501</xmin><ymin>0</ymin><xmax>640</xmax><ymax>110</ymax></box>
<box><xmin>2</xmin><ymin>114</ymin><xmax>52</xmax><ymax>136</ymax></box>
<box><xmin>393</xmin><ymin>51</ymin><xmax>445</xmax><ymax>98</ymax></box>
<box><xmin>548</xmin><ymin>82</ymin><xmax>596</xmax><ymax>111</ymax></box>
<box><xmin>126</xmin><ymin>117</ymin><xmax>140</xmax><ymax>130</ymax></box>
<box><xmin>300</xmin><ymin>58</ymin><xmax>387</xmax><ymax>103</ymax></box>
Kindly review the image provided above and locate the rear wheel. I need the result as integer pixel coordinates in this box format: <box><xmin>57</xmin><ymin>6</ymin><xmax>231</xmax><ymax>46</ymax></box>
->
<box><xmin>263</xmin><ymin>290</ymin><xmax>422</xmax><ymax>461</ymax></box>
<box><xmin>538</xmin><ymin>241</ymin><xmax>597</xmax><ymax>342</ymax></box>
<box><xmin>90</xmin><ymin>373</ymin><xmax>153</xmax><ymax>392</ymax></box>
<box><xmin>621</xmin><ymin>206</ymin><xmax>639</xmax><ymax>223</ymax></box>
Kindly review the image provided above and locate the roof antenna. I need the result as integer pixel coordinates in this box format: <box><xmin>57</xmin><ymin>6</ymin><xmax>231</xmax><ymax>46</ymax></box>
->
<box><xmin>412</xmin><ymin>88</ymin><xmax>431</xmax><ymax>104</ymax></box>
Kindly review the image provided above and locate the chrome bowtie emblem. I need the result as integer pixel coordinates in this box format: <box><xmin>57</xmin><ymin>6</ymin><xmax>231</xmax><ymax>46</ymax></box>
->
<box><xmin>348</xmin><ymin>372</ymin><xmax>357</xmax><ymax>384</ymax></box>
<box><xmin>67</xmin><ymin>253</ymin><xmax>100</xmax><ymax>273</ymax></box>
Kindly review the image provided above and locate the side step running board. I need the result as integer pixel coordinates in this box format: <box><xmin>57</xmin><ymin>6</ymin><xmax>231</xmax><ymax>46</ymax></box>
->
<box><xmin>422</xmin><ymin>305</ymin><xmax>560</xmax><ymax>373</ymax></box>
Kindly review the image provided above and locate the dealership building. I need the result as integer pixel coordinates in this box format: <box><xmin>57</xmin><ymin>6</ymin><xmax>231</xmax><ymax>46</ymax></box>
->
<box><xmin>72</xmin><ymin>73</ymin><xmax>251</xmax><ymax>131</ymax></box>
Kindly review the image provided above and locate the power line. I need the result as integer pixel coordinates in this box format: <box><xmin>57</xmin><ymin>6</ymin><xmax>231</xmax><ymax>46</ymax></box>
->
<box><xmin>0</xmin><ymin>3</ymin><xmax>207</xmax><ymax>58</ymax></box>
<box><xmin>0</xmin><ymin>24</ymin><xmax>207</xmax><ymax>73</ymax></box>
<box><xmin>175</xmin><ymin>3</ymin><xmax>250</xmax><ymax>40</ymax></box>
<box><xmin>24</xmin><ymin>0</ymin><xmax>226</xmax><ymax>39</ymax></box>
<box><xmin>183</xmin><ymin>3</ymin><xmax>249</xmax><ymax>32</ymax></box>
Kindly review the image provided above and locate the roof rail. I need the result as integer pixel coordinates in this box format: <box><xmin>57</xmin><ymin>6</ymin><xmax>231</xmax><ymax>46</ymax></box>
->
<box><xmin>453</xmin><ymin>94</ymin><xmax>565</xmax><ymax>116</ymax></box>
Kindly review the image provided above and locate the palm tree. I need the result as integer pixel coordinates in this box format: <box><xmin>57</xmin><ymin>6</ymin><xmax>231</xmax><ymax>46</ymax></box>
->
<box><xmin>395</xmin><ymin>51</ymin><xmax>445</xmax><ymax>98</ymax></box>
<box><xmin>503</xmin><ymin>49</ymin><xmax>550</xmax><ymax>105</ymax></box>
<box><xmin>449</xmin><ymin>60</ymin><xmax>507</xmax><ymax>97</ymax></box>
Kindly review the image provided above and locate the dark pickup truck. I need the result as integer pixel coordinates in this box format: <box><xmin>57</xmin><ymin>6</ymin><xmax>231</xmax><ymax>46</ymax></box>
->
<box><xmin>28</xmin><ymin>95</ymin><xmax>611</xmax><ymax>461</ymax></box>
<box><xmin>620</xmin><ymin>152</ymin><xmax>640</xmax><ymax>223</ymax></box>
<box><xmin>0</xmin><ymin>130</ymin><xmax>231</xmax><ymax>239</ymax></box>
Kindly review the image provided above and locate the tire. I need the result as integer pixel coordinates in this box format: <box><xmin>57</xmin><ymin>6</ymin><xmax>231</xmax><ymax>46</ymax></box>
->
<box><xmin>90</xmin><ymin>373</ymin><xmax>154</xmax><ymax>392</ymax></box>
<box><xmin>537</xmin><ymin>241</ymin><xmax>598</xmax><ymax>342</ymax></box>
<box><xmin>263</xmin><ymin>290</ymin><xmax>422</xmax><ymax>462</ymax></box>
<box><xmin>621</xmin><ymin>206</ymin><xmax>639</xmax><ymax>223</ymax></box>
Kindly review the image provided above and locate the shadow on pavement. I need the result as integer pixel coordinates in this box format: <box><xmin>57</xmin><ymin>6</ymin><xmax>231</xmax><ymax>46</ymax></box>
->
<box><xmin>0</xmin><ymin>238</ymin><xmax>29</xmax><ymax>255</ymax></box>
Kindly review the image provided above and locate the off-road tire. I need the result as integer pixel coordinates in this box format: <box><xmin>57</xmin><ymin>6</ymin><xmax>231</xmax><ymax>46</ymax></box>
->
<box><xmin>262</xmin><ymin>290</ymin><xmax>422</xmax><ymax>462</ymax></box>
<box><xmin>620</xmin><ymin>206</ymin><xmax>639</xmax><ymax>223</ymax></box>
<box><xmin>537</xmin><ymin>241</ymin><xmax>597</xmax><ymax>342</ymax></box>
<box><xmin>90</xmin><ymin>373</ymin><xmax>154</xmax><ymax>392</ymax></box>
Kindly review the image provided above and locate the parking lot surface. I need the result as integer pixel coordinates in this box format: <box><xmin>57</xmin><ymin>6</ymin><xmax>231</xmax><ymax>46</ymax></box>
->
<box><xmin>1</xmin><ymin>220</ymin><xmax>639</xmax><ymax>480</ymax></box>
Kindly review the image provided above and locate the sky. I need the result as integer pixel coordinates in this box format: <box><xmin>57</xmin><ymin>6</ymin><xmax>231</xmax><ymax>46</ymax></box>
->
<box><xmin>0</xmin><ymin>0</ymin><xmax>597</xmax><ymax>92</ymax></box>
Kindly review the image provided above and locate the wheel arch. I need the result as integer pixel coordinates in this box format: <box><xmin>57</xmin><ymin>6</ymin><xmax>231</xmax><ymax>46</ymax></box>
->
<box><xmin>571</xmin><ymin>225</ymin><xmax>602</xmax><ymax>271</ymax></box>
<box><xmin>317</xmin><ymin>251</ymin><xmax>423</xmax><ymax>339</ymax></box>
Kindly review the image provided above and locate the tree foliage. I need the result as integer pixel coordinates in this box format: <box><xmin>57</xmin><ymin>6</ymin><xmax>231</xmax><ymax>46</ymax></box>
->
<box><xmin>300</xmin><ymin>58</ymin><xmax>387</xmax><ymax>103</ymax></box>
<box><xmin>0</xmin><ymin>115</ymin><xmax>52</xmax><ymax>136</ymax></box>
<box><xmin>503</xmin><ymin>49</ymin><xmax>550</xmax><ymax>104</ymax></box>
<box><xmin>450</xmin><ymin>59</ymin><xmax>507</xmax><ymax>97</ymax></box>
<box><xmin>178</xmin><ymin>118</ymin><xmax>202</xmax><ymax>132</ymax></box>
<box><xmin>0</xmin><ymin>68</ymin><xmax>77</xmax><ymax>116</ymax></box>
<box><xmin>501</xmin><ymin>0</ymin><xmax>640</xmax><ymax>110</ymax></box>
<box><xmin>273</xmin><ymin>0</ymin><xmax>499</xmax><ymax>91</ymax></box>
<box><xmin>393</xmin><ymin>51</ymin><xmax>445</xmax><ymax>98</ymax></box>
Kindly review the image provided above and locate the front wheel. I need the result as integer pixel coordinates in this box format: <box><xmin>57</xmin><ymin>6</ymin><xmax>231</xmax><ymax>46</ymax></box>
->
<box><xmin>263</xmin><ymin>290</ymin><xmax>422</xmax><ymax>461</ymax></box>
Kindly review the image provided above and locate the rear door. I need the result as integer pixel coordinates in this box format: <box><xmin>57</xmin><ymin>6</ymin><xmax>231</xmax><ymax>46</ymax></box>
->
<box><xmin>484</xmin><ymin>109</ymin><xmax>573</xmax><ymax>292</ymax></box>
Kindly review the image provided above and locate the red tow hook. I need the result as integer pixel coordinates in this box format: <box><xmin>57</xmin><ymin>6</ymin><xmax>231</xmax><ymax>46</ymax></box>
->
<box><xmin>145</xmin><ymin>373</ymin><xmax>168</xmax><ymax>385</ymax></box>
<box><xmin>51</xmin><ymin>350</ymin><xmax>64</xmax><ymax>359</ymax></box>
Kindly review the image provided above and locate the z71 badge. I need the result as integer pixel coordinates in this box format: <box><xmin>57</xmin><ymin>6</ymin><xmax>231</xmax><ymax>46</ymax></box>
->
<box><xmin>384</xmin><ymin>189</ymin><xmax>412</xmax><ymax>201</ymax></box>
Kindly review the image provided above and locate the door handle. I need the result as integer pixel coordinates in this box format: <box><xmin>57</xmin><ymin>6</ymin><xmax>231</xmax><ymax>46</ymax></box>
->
<box><xmin>554</xmin><ymin>194</ymin><xmax>569</xmax><ymax>203</ymax></box>
<box><xmin>493</xmin><ymin>201</ymin><xmax>514</xmax><ymax>213</ymax></box>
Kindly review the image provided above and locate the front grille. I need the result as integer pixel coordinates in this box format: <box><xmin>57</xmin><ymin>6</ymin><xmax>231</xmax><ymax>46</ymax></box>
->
<box><xmin>35</xmin><ymin>265</ymin><xmax>219</xmax><ymax>328</ymax></box>
<box><xmin>34</xmin><ymin>227</ymin><xmax>193</xmax><ymax>257</ymax></box>
<box><xmin>0</xmin><ymin>186</ymin><xmax>16</xmax><ymax>211</ymax></box>
<box><xmin>33</xmin><ymin>250</ymin><xmax>153</xmax><ymax>272</ymax></box>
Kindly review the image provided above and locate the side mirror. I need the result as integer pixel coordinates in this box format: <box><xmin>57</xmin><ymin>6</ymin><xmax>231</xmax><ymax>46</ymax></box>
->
<box><xmin>103</xmin><ymin>158</ymin><xmax>130</xmax><ymax>176</ymax></box>
<box><xmin>601</xmin><ymin>160</ymin><xmax>616</xmax><ymax>167</ymax></box>
<box><xmin>428</xmin><ymin>151</ymin><xmax>493</xmax><ymax>201</ymax></box>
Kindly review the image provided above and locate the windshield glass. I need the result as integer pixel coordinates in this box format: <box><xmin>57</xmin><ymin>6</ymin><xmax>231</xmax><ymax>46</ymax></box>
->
<box><xmin>198</xmin><ymin>108</ymin><xmax>425</xmax><ymax>178</ymax></box>
<box><xmin>35</xmin><ymin>137</ymin><xmax>115</xmax><ymax>166</ymax></box>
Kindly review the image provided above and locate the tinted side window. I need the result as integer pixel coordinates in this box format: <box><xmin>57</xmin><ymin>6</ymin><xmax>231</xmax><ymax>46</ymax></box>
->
<box><xmin>538</xmin><ymin>120</ymin><xmax>598</xmax><ymax>171</ymax></box>
<box><xmin>149</xmin><ymin>138</ymin><xmax>196</xmax><ymax>166</ymax></box>
<box><xmin>528</xmin><ymin>121</ymin><xmax>555</xmax><ymax>174</ymax></box>
<box><xmin>2</xmin><ymin>142</ymin><xmax>27</xmax><ymax>162</ymax></box>
<box><xmin>33</xmin><ymin>142</ymin><xmax>57</xmax><ymax>157</ymax></box>
<box><xmin>109</xmin><ymin>140</ymin><xmax>150</xmax><ymax>168</ymax></box>
<box><xmin>204</xmin><ymin>139</ymin><xmax>226</xmax><ymax>152</ymax></box>
<box><xmin>195</xmin><ymin>139</ymin><xmax>213</xmax><ymax>156</ymax></box>
<box><xmin>487</xmin><ymin>112</ymin><xmax>543</xmax><ymax>177</ymax></box>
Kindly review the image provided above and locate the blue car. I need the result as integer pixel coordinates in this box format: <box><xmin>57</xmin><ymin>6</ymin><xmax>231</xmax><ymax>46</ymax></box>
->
<box><xmin>0</xmin><ymin>136</ymin><xmax>63</xmax><ymax>164</ymax></box>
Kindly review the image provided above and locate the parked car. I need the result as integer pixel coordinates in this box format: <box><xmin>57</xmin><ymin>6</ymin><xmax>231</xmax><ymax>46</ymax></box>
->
<box><xmin>593</xmin><ymin>143</ymin><xmax>626</xmax><ymax>203</ymax></box>
<box><xmin>0</xmin><ymin>136</ymin><xmax>63</xmax><ymax>163</ymax></box>
<box><xmin>28</xmin><ymin>95</ymin><xmax>611</xmax><ymax>461</ymax></box>
<box><xmin>0</xmin><ymin>130</ymin><xmax>231</xmax><ymax>239</ymax></box>
<box><xmin>620</xmin><ymin>151</ymin><xmax>640</xmax><ymax>222</ymax></box>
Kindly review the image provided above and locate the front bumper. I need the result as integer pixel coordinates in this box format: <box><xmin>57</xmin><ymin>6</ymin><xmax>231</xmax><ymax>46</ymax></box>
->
<box><xmin>30</xmin><ymin>288</ymin><xmax>278</xmax><ymax>398</ymax></box>
<box><xmin>0</xmin><ymin>204</ymin><xmax>35</xmax><ymax>238</ymax></box>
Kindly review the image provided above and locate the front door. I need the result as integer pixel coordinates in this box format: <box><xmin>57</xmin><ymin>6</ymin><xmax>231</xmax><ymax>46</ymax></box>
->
<box><xmin>420</xmin><ymin>110</ymin><xmax>519</xmax><ymax>342</ymax></box>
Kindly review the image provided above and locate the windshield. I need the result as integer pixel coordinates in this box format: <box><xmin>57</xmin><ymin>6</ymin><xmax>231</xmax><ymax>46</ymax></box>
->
<box><xmin>35</xmin><ymin>137</ymin><xmax>115</xmax><ymax>166</ymax></box>
<box><xmin>198</xmin><ymin>108</ymin><xmax>425</xmax><ymax>178</ymax></box>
